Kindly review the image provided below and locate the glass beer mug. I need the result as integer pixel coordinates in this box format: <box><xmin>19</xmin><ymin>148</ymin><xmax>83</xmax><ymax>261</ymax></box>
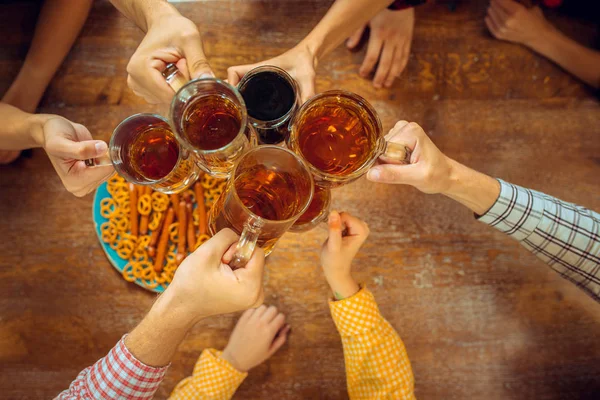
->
<box><xmin>208</xmin><ymin>145</ymin><xmax>314</xmax><ymax>267</ymax></box>
<box><xmin>287</xmin><ymin>90</ymin><xmax>412</xmax><ymax>188</ymax></box>
<box><xmin>163</xmin><ymin>64</ymin><xmax>257</xmax><ymax>178</ymax></box>
<box><xmin>86</xmin><ymin>113</ymin><xmax>201</xmax><ymax>194</ymax></box>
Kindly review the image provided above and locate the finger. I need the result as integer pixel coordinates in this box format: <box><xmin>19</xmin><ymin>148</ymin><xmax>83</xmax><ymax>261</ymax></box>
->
<box><xmin>326</xmin><ymin>210</ymin><xmax>343</xmax><ymax>252</ymax></box>
<box><xmin>251</xmin><ymin>304</ymin><xmax>268</xmax><ymax>320</ymax></box>
<box><xmin>346</xmin><ymin>25</ymin><xmax>366</xmax><ymax>49</ymax></box>
<box><xmin>234</xmin><ymin>246</ymin><xmax>265</xmax><ymax>282</ymax></box>
<box><xmin>485</xmin><ymin>16</ymin><xmax>501</xmax><ymax>39</ymax></box>
<box><xmin>181</xmin><ymin>37</ymin><xmax>214</xmax><ymax>79</ymax></box>
<box><xmin>359</xmin><ymin>35</ymin><xmax>383</xmax><ymax>78</ymax></box>
<box><xmin>51</xmin><ymin>137</ymin><xmax>109</xmax><ymax>161</ymax></box>
<box><xmin>384</xmin><ymin>44</ymin><xmax>409</xmax><ymax>88</ymax></box>
<box><xmin>367</xmin><ymin>163</ymin><xmax>420</xmax><ymax>185</ymax></box>
<box><xmin>268</xmin><ymin>324</ymin><xmax>290</xmax><ymax>356</ymax></box>
<box><xmin>227</xmin><ymin>65</ymin><xmax>252</xmax><ymax>87</ymax></box>
<box><xmin>269</xmin><ymin>312</ymin><xmax>286</xmax><ymax>332</ymax></box>
<box><xmin>386</xmin><ymin>121</ymin><xmax>422</xmax><ymax>149</ymax></box>
<box><xmin>298</xmin><ymin>75</ymin><xmax>315</xmax><ymax>103</ymax></box>
<box><xmin>338</xmin><ymin>212</ymin><xmax>369</xmax><ymax>238</ymax></box>
<box><xmin>490</xmin><ymin>2</ymin><xmax>509</xmax><ymax>20</ymax></box>
<box><xmin>262</xmin><ymin>305</ymin><xmax>278</xmax><ymax>323</ymax></box>
<box><xmin>238</xmin><ymin>307</ymin><xmax>255</xmax><ymax>324</ymax></box>
<box><xmin>128</xmin><ymin>72</ymin><xmax>173</xmax><ymax>104</ymax></box>
<box><xmin>493</xmin><ymin>0</ymin><xmax>522</xmax><ymax>14</ymax></box>
<box><xmin>487</xmin><ymin>6</ymin><xmax>505</xmax><ymax>30</ymax></box>
<box><xmin>221</xmin><ymin>241</ymin><xmax>239</xmax><ymax>264</ymax></box>
<box><xmin>67</xmin><ymin>163</ymin><xmax>115</xmax><ymax>196</ymax></box>
<box><xmin>201</xmin><ymin>228</ymin><xmax>240</xmax><ymax>258</ymax></box>
<box><xmin>373</xmin><ymin>43</ymin><xmax>395</xmax><ymax>89</ymax></box>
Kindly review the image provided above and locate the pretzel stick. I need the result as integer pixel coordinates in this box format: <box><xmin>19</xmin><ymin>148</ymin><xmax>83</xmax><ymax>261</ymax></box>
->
<box><xmin>129</xmin><ymin>184</ymin><xmax>138</xmax><ymax>237</ymax></box>
<box><xmin>148</xmin><ymin>211</ymin><xmax>166</xmax><ymax>257</ymax></box>
<box><xmin>154</xmin><ymin>207</ymin><xmax>175</xmax><ymax>272</ymax></box>
<box><xmin>194</xmin><ymin>182</ymin><xmax>207</xmax><ymax>235</ymax></box>
<box><xmin>186</xmin><ymin>203</ymin><xmax>196</xmax><ymax>252</ymax></box>
<box><xmin>176</xmin><ymin>200</ymin><xmax>187</xmax><ymax>265</ymax></box>
<box><xmin>170</xmin><ymin>193</ymin><xmax>180</xmax><ymax>221</ymax></box>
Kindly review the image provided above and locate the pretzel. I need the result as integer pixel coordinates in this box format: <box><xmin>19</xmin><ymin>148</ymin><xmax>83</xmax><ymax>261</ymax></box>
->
<box><xmin>151</xmin><ymin>192</ymin><xmax>169</xmax><ymax>212</ymax></box>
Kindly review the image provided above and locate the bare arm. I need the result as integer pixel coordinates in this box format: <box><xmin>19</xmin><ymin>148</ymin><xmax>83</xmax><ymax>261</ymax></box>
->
<box><xmin>529</xmin><ymin>29</ymin><xmax>600</xmax><ymax>88</ymax></box>
<box><xmin>109</xmin><ymin>0</ymin><xmax>177</xmax><ymax>32</ymax></box>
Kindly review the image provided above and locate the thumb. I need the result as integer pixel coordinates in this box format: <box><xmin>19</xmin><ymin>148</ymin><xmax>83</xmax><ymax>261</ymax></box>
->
<box><xmin>367</xmin><ymin>164</ymin><xmax>418</xmax><ymax>185</ymax></box>
<box><xmin>326</xmin><ymin>211</ymin><xmax>343</xmax><ymax>252</ymax></box>
<box><xmin>181</xmin><ymin>39</ymin><xmax>214</xmax><ymax>79</ymax></box>
<box><xmin>346</xmin><ymin>25</ymin><xmax>365</xmax><ymax>49</ymax></box>
<box><xmin>532</xmin><ymin>6</ymin><xmax>544</xmax><ymax>17</ymax></box>
<box><xmin>49</xmin><ymin>137</ymin><xmax>108</xmax><ymax>161</ymax></box>
<box><xmin>298</xmin><ymin>76</ymin><xmax>315</xmax><ymax>103</ymax></box>
<box><xmin>227</xmin><ymin>65</ymin><xmax>252</xmax><ymax>87</ymax></box>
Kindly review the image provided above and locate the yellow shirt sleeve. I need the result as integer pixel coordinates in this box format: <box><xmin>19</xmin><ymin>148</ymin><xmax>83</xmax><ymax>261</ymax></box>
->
<box><xmin>169</xmin><ymin>348</ymin><xmax>247</xmax><ymax>400</ymax></box>
<box><xmin>329</xmin><ymin>287</ymin><xmax>416</xmax><ymax>400</ymax></box>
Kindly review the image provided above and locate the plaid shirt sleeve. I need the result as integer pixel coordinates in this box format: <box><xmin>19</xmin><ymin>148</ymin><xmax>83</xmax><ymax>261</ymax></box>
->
<box><xmin>329</xmin><ymin>287</ymin><xmax>415</xmax><ymax>400</ymax></box>
<box><xmin>55</xmin><ymin>336</ymin><xmax>168</xmax><ymax>400</ymax></box>
<box><xmin>478</xmin><ymin>179</ymin><xmax>600</xmax><ymax>302</ymax></box>
<box><xmin>169</xmin><ymin>349</ymin><xmax>247</xmax><ymax>400</ymax></box>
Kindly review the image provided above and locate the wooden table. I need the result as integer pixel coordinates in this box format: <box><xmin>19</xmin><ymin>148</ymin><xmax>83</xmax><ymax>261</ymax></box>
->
<box><xmin>1</xmin><ymin>1</ymin><xmax>599</xmax><ymax>399</ymax></box>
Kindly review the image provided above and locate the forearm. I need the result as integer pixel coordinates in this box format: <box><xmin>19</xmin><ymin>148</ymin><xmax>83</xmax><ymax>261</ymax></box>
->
<box><xmin>125</xmin><ymin>290</ymin><xmax>197</xmax><ymax>367</ymax></box>
<box><xmin>302</xmin><ymin>0</ymin><xmax>392</xmax><ymax>61</ymax></box>
<box><xmin>442</xmin><ymin>159</ymin><xmax>501</xmax><ymax>216</ymax></box>
<box><xmin>0</xmin><ymin>103</ymin><xmax>50</xmax><ymax>150</ymax></box>
<box><xmin>529</xmin><ymin>28</ymin><xmax>600</xmax><ymax>88</ymax></box>
<box><xmin>330</xmin><ymin>288</ymin><xmax>415</xmax><ymax>399</ymax></box>
<box><xmin>109</xmin><ymin>0</ymin><xmax>180</xmax><ymax>32</ymax></box>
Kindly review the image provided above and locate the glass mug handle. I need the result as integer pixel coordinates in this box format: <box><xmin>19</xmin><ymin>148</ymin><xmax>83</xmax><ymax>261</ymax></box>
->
<box><xmin>162</xmin><ymin>63</ymin><xmax>188</xmax><ymax>93</ymax></box>
<box><xmin>379</xmin><ymin>141</ymin><xmax>413</xmax><ymax>165</ymax></box>
<box><xmin>229</xmin><ymin>223</ymin><xmax>261</xmax><ymax>269</ymax></box>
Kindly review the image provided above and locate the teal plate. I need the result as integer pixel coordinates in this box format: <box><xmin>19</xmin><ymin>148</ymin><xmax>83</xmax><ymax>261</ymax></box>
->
<box><xmin>93</xmin><ymin>182</ymin><xmax>165</xmax><ymax>293</ymax></box>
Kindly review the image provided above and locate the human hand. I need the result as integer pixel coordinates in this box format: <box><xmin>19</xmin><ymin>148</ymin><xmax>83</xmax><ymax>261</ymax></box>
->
<box><xmin>163</xmin><ymin>228</ymin><xmax>265</xmax><ymax>322</ymax></box>
<box><xmin>126</xmin><ymin>11</ymin><xmax>213</xmax><ymax>104</ymax></box>
<box><xmin>228</xmin><ymin>45</ymin><xmax>317</xmax><ymax>103</ymax></box>
<box><xmin>485</xmin><ymin>0</ymin><xmax>555</xmax><ymax>48</ymax></box>
<box><xmin>222</xmin><ymin>305</ymin><xmax>290</xmax><ymax>372</ymax></box>
<box><xmin>320</xmin><ymin>211</ymin><xmax>369</xmax><ymax>300</ymax></box>
<box><xmin>43</xmin><ymin>117</ymin><xmax>114</xmax><ymax>197</ymax></box>
<box><xmin>366</xmin><ymin>121</ymin><xmax>454</xmax><ymax>194</ymax></box>
<box><xmin>346</xmin><ymin>7</ymin><xmax>414</xmax><ymax>89</ymax></box>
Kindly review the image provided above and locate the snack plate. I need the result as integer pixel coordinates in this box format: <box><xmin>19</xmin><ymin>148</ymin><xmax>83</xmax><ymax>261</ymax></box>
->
<box><xmin>93</xmin><ymin>182</ymin><xmax>165</xmax><ymax>293</ymax></box>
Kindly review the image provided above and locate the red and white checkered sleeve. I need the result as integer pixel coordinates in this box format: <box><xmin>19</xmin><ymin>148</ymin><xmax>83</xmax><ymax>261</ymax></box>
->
<box><xmin>169</xmin><ymin>349</ymin><xmax>247</xmax><ymax>400</ymax></box>
<box><xmin>329</xmin><ymin>287</ymin><xmax>415</xmax><ymax>400</ymax></box>
<box><xmin>55</xmin><ymin>336</ymin><xmax>168</xmax><ymax>400</ymax></box>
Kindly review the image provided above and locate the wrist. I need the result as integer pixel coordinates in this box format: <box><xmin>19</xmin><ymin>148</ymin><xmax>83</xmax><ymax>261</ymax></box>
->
<box><xmin>221</xmin><ymin>347</ymin><xmax>247</xmax><ymax>372</ymax></box>
<box><xmin>327</xmin><ymin>274</ymin><xmax>359</xmax><ymax>300</ymax></box>
<box><xmin>525</xmin><ymin>24</ymin><xmax>560</xmax><ymax>54</ymax></box>
<box><xmin>145</xmin><ymin>1</ymin><xmax>180</xmax><ymax>31</ymax></box>
<box><xmin>152</xmin><ymin>289</ymin><xmax>200</xmax><ymax>330</ymax></box>
<box><xmin>28</xmin><ymin>113</ymin><xmax>53</xmax><ymax>148</ymax></box>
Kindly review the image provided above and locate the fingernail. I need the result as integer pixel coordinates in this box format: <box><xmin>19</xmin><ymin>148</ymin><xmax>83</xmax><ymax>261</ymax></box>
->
<box><xmin>196</xmin><ymin>72</ymin><xmax>215</xmax><ymax>79</ymax></box>
<box><xmin>367</xmin><ymin>169</ymin><xmax>380</xmax><ymax>181</ymax></box>
<box><xmin>95</xmin><ymin>141</ymin><xmax>108</xmax><ymax>155</ymax></box>
<box><xmin>328</xmin><ymin>210</ymin><xmax>339</xmax><ymax>223</ymax></box>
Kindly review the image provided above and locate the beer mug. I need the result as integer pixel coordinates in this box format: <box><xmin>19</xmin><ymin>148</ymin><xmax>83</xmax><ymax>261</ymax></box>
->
<box><xmin>238</xmin><ymin>65</ymin><xmax>300</xmax><ymax>145</ymax></box>
<box><xmin>289</xmin><ymin>186</ymin><xmax>331</xmax><ymax>233</ymax></box>
<box><xmin>287</xmin><ymin>90</ymin><xmax>412</xmax><ymax>188</ymax></box>
<box><xmin>208</xmin><ymin>145</ymin><xmax>314</xmax><ymax>267</ymax></box>
<box><xmin>86</xmin><ymin>113</ymin><xmax>201</xmax><ymax>194</ymax></box>
<box><xmin>163</xmin><ymin>64</ymin><xmax>257</xmax><ymax>178</ymax></box>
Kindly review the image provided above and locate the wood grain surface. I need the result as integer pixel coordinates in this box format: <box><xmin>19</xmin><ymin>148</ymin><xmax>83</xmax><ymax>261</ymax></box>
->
<box><xmin>0</xmin><ymin>1</ymin><xmax>599</xmax><ymax>399</ymax></box>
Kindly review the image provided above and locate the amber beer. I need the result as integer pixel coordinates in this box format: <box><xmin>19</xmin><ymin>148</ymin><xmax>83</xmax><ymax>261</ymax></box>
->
<box><xmin>208</xmin><ymin>146</ymin><xmax>314</xmax><ymax>264</ymax></box>
<box><xmin>290</xmin><ymin>186</ymin><xmax>331</xmax><ymax>232</ymax></box>
<box><xmin>169</xmin><ymin>78</ymin><xmax>256</xmax><ymax>178</ymax></box>
<box><xmin>109</xmin><ymin>114</ymin><xmax>201</xmax><ymax>194</ymax></box>
<box><xmin>287</xmin><ymin>90</ymin><xmax>411</xmax><ymax>188</ymax></box>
